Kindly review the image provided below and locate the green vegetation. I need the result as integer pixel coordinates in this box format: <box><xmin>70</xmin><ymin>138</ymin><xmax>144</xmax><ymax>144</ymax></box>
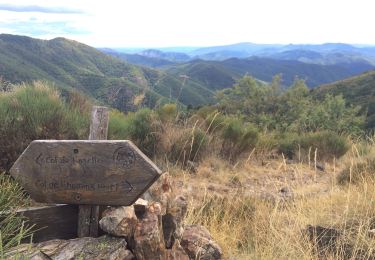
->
<box><xmin>2</xmin><ymin>34</ymin><xmax>373</xmax><ymax>114</ymax></box>
<box><xmin>217</xmin><ymin>75</ymin><xmax>365</xmax><ymax>134</ymax></box>
<box><xmin>167</xmin><ymin>57</ymin><xmax>373</xmax><ymax>89</ymax></box>
<box><xmin>0</xmin><ymin>74</ymin><xmax>365</xmax><ymax>172</ymax></box>
<box><xmin>220</xmin><ymin>117</ymin><xmax>258</xmax><ymax>162</ymax></box>
<box><xmin>0</xmin><ymin>81</ymin><xmax>89</xmax><ymax>172</ymax></box>
<box><xmin>170</xmin><ymin>127</ymin><xmax>208</xmax><ymax>165</ymax></box>
<box><xmin>0</xmin><ymin>174</ymin><xmax>32</xmax><ymax>256</ymax></box>
<box><xmin>0</xmin><ymin>34</ymin><xmax>215</xmax><ymax>109</ymax></box>
<box><xmin>0</xmin><ymin>59</ymin><xmax>375</xmax><ymax>259</ymax></box>
<box><xmin>278</xmin><ymin>131</ymin><xmax>350</xmax><ymax>161</ymax></box>
<box><xmin>314</xmin><ymin>70</ymin><xmax>375</xmax><ymax>129</ymax></box>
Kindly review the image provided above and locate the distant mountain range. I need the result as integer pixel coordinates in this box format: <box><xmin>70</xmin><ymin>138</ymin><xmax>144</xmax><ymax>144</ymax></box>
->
<box><xmin>1</xmin><ymin>34</ymin><xmax>374</xmax><ymax>111</ymax></box>
<box><xmin>166</xmin><ymin>58</ymin><xmax>374</xmax><ymax>87</ymax></box>
<box><xmin>106</xmin><ymin>42</ymin><xmax>375</xmax><ymax>65</ymax></box>
<box><xmin>103</xmin><ymin>42</ymin><xmax>375</xmax><ymax>87</ymax></box>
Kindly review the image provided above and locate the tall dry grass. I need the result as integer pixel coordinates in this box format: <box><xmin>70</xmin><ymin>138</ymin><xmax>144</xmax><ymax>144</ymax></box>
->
<box><xmin>184</xmin><ymin>145</ymin><xmax>375</xmax><ymax>259</ymax></box>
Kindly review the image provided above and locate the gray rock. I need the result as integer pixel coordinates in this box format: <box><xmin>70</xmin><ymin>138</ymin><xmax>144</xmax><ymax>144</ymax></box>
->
<box><xmin>316</xmin><ymin>163</ymin><xmax>325</xmax><ymax>172</ymax></box>
<box><xmin>163</xmin><ymin>195</ymin><xmax>188</xmax><ymax>248</ymax></box>
<box><xmin>305</xmin><ymin>225</ymin><xmax>341</xmax><ymax>255</ymax></box>
<box><xmin>181</xmin><ymin>225</ymin><xmax>222</xmax><ymax>260</ymax></box>
<box><xmin>166</xmin><ymin>241</ymin><xmax>189</xmax><ymax>260</ymax></box>
<box><xmin>29</xmin><ymin>251</ymin><xmax>52</xmax><ymax>260</ymax></box>
<box><xmin>7</xmin><ymin>236</ymin><xmax>134</xmax><ymax>260</ymax></box>
<box><xmin>134</xmin><ymin>203</ymin><xmax>165</xmax><ymax>260</ymax></box>
<box><xmin>99</xmin><ymin>206</ymin><xmax>137</xmax><ymax>239</ymax></box>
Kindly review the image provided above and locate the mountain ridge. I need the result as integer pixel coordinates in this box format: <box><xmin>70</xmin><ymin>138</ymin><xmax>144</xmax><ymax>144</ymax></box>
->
<box><xmin>0</xmin><ymin>34</ymin><xmax>216</xmax><ymax>109</ymax></box>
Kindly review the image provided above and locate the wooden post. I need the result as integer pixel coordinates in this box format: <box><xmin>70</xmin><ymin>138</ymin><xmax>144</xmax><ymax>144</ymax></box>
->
<box><xmin>77</xmin><ymin>106</ymin><xmax>109</xmax><ymax>237</ymax></box>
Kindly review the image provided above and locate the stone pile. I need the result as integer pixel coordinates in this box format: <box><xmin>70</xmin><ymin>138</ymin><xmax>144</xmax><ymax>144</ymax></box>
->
<box><xmin>7</xmin><ymin>174</ymin><xmax>222</xmax><ymax>260</ymax></box>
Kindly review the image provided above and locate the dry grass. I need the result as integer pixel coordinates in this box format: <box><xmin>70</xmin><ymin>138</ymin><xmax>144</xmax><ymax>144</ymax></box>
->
<box><xmin>179</xmin><ymin>144</ymin><xmax>375</xmax><ymax>259</ymax></box>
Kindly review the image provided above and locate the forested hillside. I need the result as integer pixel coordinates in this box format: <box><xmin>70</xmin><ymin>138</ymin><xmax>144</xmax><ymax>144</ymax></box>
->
<box><xmin>166</xmin><ymin>58</ymin><xmax>374</xmax><ymax>88</ymax></box>
<box><xmin>315</xmin><ymin>70</ymin><xmax>375</xmax><ymax>128</ymax></box>
<box><xmin>0</xmin><ymin>34</ymin><xmax>215</xmax><ymax>110</ymax></box>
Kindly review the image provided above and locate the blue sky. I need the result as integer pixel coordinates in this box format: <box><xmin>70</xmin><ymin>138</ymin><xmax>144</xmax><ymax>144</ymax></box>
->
<box><xmin>0</xmin><ymin>0</ymin><xmax>374</xmax><ymax>47</ymax></box>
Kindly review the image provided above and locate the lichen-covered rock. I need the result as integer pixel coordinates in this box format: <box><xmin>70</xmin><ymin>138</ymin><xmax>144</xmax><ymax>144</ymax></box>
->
<box><xmin>6</xmin><ymin>236</ymin><xmax>134</xmax><ymax>260</ymax></box>
<box><xmin>29</xmin><ymin>251</ymin><xmax>51</xmax><ymax>260</ymax></box>
<box><xmin>133</xmin><ymin>203</ymin><xmax>165</xmax><ymax>260</ymax></box>
<box><xmin>99</xmin><ymin>206</ymin><xmax>137</xmax><ymax>239</ymax></box>
<box><xmin>166</xmin><ymin>241</ymin><xmax>189</xmax><ymax>260</ymax></box>
<box><xmin>181</xmin><ymin>225</ymin><xmax>222</xmax><ymax>260</ymax></box>
<box><xmin>163</xmin><ymin>195</ymin><xmax>188</xmax><ymax>248</ymax></box>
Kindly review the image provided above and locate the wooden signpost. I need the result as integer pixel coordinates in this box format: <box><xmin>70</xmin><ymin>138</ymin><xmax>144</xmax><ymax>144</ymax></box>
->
<box><xmin>79</xmin><ymin>105</ymin><xmax>109</xmax><ymax>237</ymax></box>
<box><xmin>9</xmin><ymin>106</ymin><xmax>162</xmax><ymax>240</ymax></box>
<box><xmin>10</xmin><ymin>140</ymin><xmax>162</xmax><ymax>205</ymax></box>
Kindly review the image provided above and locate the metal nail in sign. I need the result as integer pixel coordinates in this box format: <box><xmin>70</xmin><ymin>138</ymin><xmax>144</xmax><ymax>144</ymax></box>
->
<box><xmin>10</xmin><ymin>140</ymin><xmax>162</xmax><ymax>206</ymax></box>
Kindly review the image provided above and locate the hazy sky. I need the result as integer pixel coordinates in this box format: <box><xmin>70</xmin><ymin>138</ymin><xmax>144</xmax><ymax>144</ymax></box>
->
<box><xmin>0</xmin><ymin>0</ymin><xmax>374</xmax><ymax>47</ymax></box>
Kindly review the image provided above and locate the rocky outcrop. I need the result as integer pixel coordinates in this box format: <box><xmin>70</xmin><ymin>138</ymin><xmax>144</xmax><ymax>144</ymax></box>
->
<box><xmin>162</xmin><ymin>195</ymin><xmax>188</xmax><ymax>249</ymax></box>
<box><xmin>8</xmin><ymin>174</ymin><xmax>221</xmax><ymax>260</ymax></box>
<box><xmin>99</xmin><ymin>206</ymin><xmax>138</xmax><ymax>239</ymax></box>
<box><xmin>133</xmin><ymin>203</ymin><xmax>165</xmax><ymax>260</ymax></box>
<box><xmin>99</xmin><ymin>174</ymin><xmax>221</xmax><ymax>259</ymax></box>
<box><xmin>181</xmin><ymin>225</ymin><xmax>222</xmax><ymax>260</ymax></box>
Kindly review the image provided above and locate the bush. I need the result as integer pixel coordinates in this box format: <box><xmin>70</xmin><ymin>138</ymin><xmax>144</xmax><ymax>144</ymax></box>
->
<box><xmin>108</xmin><ymin>108</ymin><xmax>161</xmax><ymax>157</ymax></box>
<box><xmin>204</xmin><ymin>111</ymin><xmax>225</xmax><ymax>133</ymax></box>
<box><xmin>299</xmin><ymin>131</ymin><xmax>350</xmax><ymax>161</ymax></box>
<box><xmin>0</xmin><ymin>174</ymin><xmax>33</xmax><ymax>256</ymax></box>
<box><xmin>156</xmin><ymin>103</ymin><xmax>177</xmax><ymax>122</ymax></box>
<box><xmin>0</xmin><ymin>81</ymin><xmax>89</xmax><ymax>171</ymax></box>
<box><xmin>255</xmin><ymin>133</ymin><xmax>279</xmax><ymax>157</ymax></box>
<box><xmin>338</xmin><ymin>158</ymin><xmax>375</xmax><ymax>185</ymax></box>
<box><xmin>276</xmin><ymin>131</ymin><xmax>350</xmax><ymax>161</ymax></box>
<box><xmin>277</xmin><ymin>132</ymin><xmax>301</xmax><ymax>159</ymax></box>
<box><xmin>108</xmin><ymin>110</ymin><xmax>130</xmax><ymax>140</ymax></box>
<box><xmin>221</xmin><ymin>117</ymin><xmax>259</xmax><ymax>162</ymax></box>
<box><xmin>170</xmin><ymin>127</ymin><xmax>208</xmax><ymax>165</ymax></box>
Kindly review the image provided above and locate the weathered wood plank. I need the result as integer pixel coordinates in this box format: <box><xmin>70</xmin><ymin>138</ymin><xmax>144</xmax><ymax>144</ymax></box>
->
<box><xmin>88</xmin><ymin>106</ymin><xmax>109</xmax><ymax>140</ymax></box>
<box><xmin>78</xmin><ymin>205</ymin><xmax>92</xmax><ymax>237</ymax></box>
<box><xmin>79</xmin><ymin>106</ymin><xmax>109</xmax><ymax>238</ymax></box>
<box><xmin>10</xmin><ymin>140</ymin><xmax>162</xmax><ymax>205</ymax></box>
<box><xmin>18</xmin><ymin>204</ymin><xmax>79</xmax><ymax>243</ymax></box>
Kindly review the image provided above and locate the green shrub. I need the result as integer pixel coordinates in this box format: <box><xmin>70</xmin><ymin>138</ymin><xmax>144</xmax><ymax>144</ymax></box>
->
<box><xmin>156</xmin><ymin>103</ymin><xmax>177</xmax><ymax>122</ymax></box>
<box><xmin>255</xmin><ymin>132</ymin><xmax>279</xmax><ymax>157</ymax></box>
<box><xmin>0</xmin><ymin>81</ymin><xmax>89</xmax><ymax>171</ymax></box>
<box><xmin>170</xmin><ymin>127</ymin><xmax>208</xmax><ymax>165</ymax></box>
<box><xmin>221</xmin><ymin>117</ymin><xmax>259</xmax><ymax>162</ymax></box>
<box><xmin>195</xmin><ymin>106</ymin><xmax>218</xmax><ymax>119</ymax></box>
<box><xmin>276</xmin><ymin>131</ymin><xmax>350</xmax><ymax>161</ymax></box>
<box><xmin>0</xmin><ymin>174</ymin><xmax>33</xmax><ymax>256</ymax></box>
<box><xmin>108</xmin><ymin>110</ymin><xmax>130</xmax><ymax>140</ymax></box>
<box><xmin>299</xmin><ymin>131</ymin><xmax>350</xmax><ymax>161</ymax></box>
<box><xmin>338</xmin><ymin>158</ymin><xmax>375</xmax><ymax>185</ymax></box>
<box><xmin>205</xmin><ymin>111</ymin><xmax>225</xmax><ymax>133</ymax></box>
<box><xmin>277</xmin><ymin>132</ymin><xmax>300</xmax><ymax>159</ymax></box>
<box><xmin>108</xmin><ymin>108</ymin><xmax>161</xmax><ymax>157</ymax></box>
<box><xmin>238</xmin><ymin>125</ymin><xmax>259</xmax><ymax>153</ymax></box>
<box><xmin>221</xmin><ymin>117</ymin><xmax>243</xmax><ymax>144</ymax></box>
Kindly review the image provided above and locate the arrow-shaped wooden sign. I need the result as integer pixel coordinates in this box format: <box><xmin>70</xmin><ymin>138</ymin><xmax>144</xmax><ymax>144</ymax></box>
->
<box><xmin>10</xmin><ymin>140</ymin><xmax>162</xmax><ymax>206</ymax></box>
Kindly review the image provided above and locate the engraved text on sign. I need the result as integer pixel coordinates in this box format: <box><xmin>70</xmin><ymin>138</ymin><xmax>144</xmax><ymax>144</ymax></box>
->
<box><xmin>10</xmin><ymin>140</ymin><xmax>162</xmax><ymax>206</ymax></box>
